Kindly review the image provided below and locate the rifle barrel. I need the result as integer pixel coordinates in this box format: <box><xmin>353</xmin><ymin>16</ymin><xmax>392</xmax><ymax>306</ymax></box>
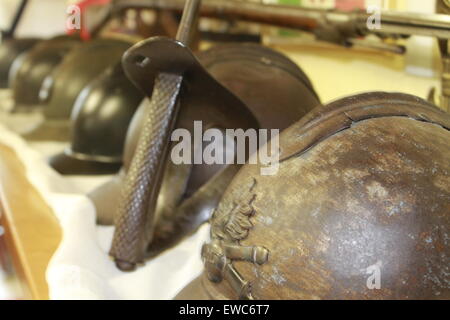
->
<box><xmin>112</xmin><ymin>0</ymin><xmax>450</xmax><ymax>40</ymax></box>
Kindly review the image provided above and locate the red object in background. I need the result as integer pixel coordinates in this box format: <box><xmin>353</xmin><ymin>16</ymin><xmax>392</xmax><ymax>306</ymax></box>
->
<box><xmin>66</xmin><ymin>0</ymin><xmax>111</xmax><ymax>40</ymax></box>
<box><xmin>335</xmin><ymin>0</ymin><xmax>366</xmax><ymax>11</ymax></box>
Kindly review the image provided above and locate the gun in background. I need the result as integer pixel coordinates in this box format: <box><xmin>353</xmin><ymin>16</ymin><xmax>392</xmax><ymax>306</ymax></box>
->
<box><xmin>0</xmin><ymin>0</ymin><xmax>29</xmax><ymax>41</ymax></box>
<box><xmin>110</xmin><ymin>0</ymin><xmax>450</xmax><ymax>43</ymax></box>
<box><xmin>108</xmin><ymin>0</ymin><xmax>450</xmax><ymax>111</ymax></box>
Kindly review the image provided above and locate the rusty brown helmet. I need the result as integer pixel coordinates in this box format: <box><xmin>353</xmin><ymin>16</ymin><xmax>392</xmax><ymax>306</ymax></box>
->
<box><xmin>176</xmin><ymin>92</ymin><xmax>450</xmax><ymax>300</ymax></box>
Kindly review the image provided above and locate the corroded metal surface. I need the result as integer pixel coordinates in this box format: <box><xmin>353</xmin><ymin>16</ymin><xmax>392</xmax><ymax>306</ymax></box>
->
<box><xmin>176</xmin><ymin>92</ymin><xmax>450</xmax><ymax>300</ymax></box>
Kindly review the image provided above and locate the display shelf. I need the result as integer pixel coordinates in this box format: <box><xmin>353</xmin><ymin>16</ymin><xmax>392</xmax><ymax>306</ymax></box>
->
<box><xmin>0</xmin><ymin>143</ymin><xmax>61</xmax><ymax>300</ymax></box>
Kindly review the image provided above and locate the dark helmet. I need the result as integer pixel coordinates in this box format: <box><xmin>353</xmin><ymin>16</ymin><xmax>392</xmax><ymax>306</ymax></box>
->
<box><xmin>46</xmin><ymin>15</ymin><xmax>183</xmax><ymax>171</ymax></box>
<box><xmin>23</xmin><ymin>38</ymin><xmax>133</xmax><ymax>141</ymax></box>
<box><xmin>49</xmin><ymin>42</ymin><xmax>320</xmax><ymax>176</ymax></box>
<box><xmin>195</xmin><ymin>44</ymin><xmax>319</xmax><ymax>129</ymax></box>
<box><xmin>9</xmin><ymin>35</ymin><xmax>81</xmax><ymax>111</ymax></box>
<box><xmin>176</xmin><ymin>92</ymin><xmax>450</xmax><ymax>300</ymax></box>
<box><xmin>90</xmin><ymin>43</ymin><xmax>321</xmax><ymax>267</ymax></box>
<box><xmin>49</xmin><ymin>63</ymin><xmax>144</xmax><ymax>175</ymax></box>
<box><xmin>0</xmin><ymin>38</ymin><xmax>39</xmax><ymax>88</ymax></box>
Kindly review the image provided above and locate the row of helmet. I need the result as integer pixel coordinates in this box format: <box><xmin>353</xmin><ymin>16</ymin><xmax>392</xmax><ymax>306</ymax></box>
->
<box><xmin>1</xmin><ymin>4</ymin><xmax>449</xmax><ymax>300</ymax></box>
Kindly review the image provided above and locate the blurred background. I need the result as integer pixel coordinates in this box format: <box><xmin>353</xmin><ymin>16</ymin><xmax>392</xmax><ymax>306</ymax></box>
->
<box><xmin>0</xmin><ymin>1</ymin><xmax>438</xmax><ymax>38</ymax></box>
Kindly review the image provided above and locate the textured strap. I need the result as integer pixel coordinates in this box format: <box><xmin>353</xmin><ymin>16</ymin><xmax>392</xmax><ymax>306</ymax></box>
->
<box><xmin>110</xmin><ymin>73</ymin><xmax>182</xmax><ymax>269</ymax></box>
<box><xmin>110</xmin><ymin>0</ymin><xmax>205</xmax><ymax>270</ymax></box>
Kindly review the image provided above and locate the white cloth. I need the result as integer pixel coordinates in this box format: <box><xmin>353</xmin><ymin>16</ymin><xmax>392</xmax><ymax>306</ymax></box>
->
<box><xmin>0</xmin><ymin>118</ymin><xmax>209</xmax><ymax>300</ymax></box>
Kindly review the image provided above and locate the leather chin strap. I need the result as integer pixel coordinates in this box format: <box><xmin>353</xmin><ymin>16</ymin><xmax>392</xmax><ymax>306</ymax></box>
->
<box><xmin>110</xmin><ymin>0</ymin><xmax>210</xmax><ymax>270</ymax></box>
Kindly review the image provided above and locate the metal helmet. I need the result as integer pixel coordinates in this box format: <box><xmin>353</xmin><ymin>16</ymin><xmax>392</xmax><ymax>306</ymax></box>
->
<box><xmin>122</xmin><ymin>43</ymin><xmax>320</xmax><ymax>169</ymax></box>
<box><xmin>89</xmin><ymin>42</ymin><xmax>321</xmax><ymax>268</ymax></box>
<box><xmin>175</xmin><ymin>92</ymin><xmax>450</xmax><ymax>300</ymax></box>
<box><xmin>49</xmin><ymin>63</ymin><xmax>144</xmax><ymax>175</ymax></box>
<box><xmin>0</xmin><ymin>38</ymin><xmax>39</xmax><ymax>88</ymax></box>
<box><xmin>47</xmin><ymin>9</ymin><xmax>185</xmax><ymax>173</ymax></box>
<box><xmin>195</xmin><ymin>43</ymin><xmax>319</xmax><ymax>129</ymax></box>
<box><xmin>24</xmin><ymin>38</ymin><xmax>133</xmax><ymax>141</ymax></box>
<box><xmin>9</xmin><ymin>35</ymin><xmax>81</xmax><ymax>111</ymax></box>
